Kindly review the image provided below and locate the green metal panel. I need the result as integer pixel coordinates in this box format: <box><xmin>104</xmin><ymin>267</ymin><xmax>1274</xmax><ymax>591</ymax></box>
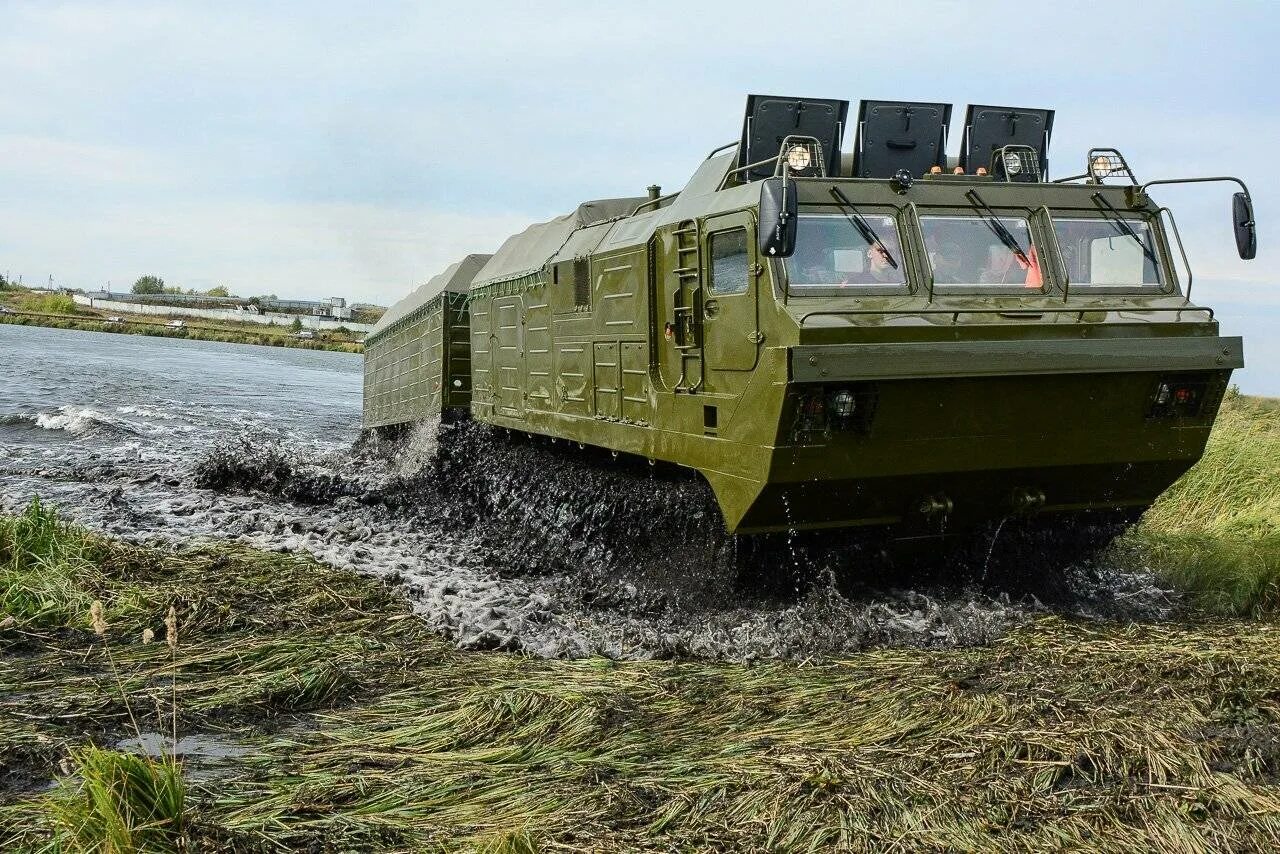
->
<box><xmin>791</xmin><ymin>336</ymin><xmax>1243</xmax><ymax>382</ymax></box>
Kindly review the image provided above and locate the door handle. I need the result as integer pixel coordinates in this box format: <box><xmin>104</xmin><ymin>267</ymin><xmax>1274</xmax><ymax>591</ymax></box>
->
<box><xmin>704</xmin><ymin>299</ymin><xmax>719</xmax><ymax>318</ymax></box>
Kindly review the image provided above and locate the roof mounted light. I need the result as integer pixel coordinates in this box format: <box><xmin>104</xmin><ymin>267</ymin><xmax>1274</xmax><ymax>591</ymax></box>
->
<box><xmin>992</xmin><ymin>144</ymin><xmax>1042</xmax><ymax>182</ymax></box>
<box><xmin>1087</xmin><ymin>148</ymin><xmax>1137</xmax><ymax>185</ymax></box>
<box><xmin>785</xmin><ymin>143</ymin><xmax>813</xmax><ymax>172</ymax></box>
<box><xmin>778</xmin><ymin>135</ymin><xmax>825</xmax><ymax>178</ymax></box>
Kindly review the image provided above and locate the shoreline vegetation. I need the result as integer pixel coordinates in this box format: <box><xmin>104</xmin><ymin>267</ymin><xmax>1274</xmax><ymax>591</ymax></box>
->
<box><xmin>0</xmin><ymin>287</ymin><xmax>364</xmax><ymax>354</ymax></box>
<box><xmin>1</xmin><ymin>403</ymin><xmax>1278</xmax><ymax>850</ymax></box>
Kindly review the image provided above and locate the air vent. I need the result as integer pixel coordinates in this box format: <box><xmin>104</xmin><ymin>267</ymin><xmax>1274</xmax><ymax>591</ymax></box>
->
<box><xmin>573</xmin><ymin>257</ymin><xmax>590</xmax><ymax>308</ymax></box>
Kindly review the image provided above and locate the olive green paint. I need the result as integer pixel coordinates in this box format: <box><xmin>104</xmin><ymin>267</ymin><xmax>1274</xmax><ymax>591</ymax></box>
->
<box><xmin>364</xmin><ymin>150</ymin><xmax>1244</xmax><ymax>535</ymax></box>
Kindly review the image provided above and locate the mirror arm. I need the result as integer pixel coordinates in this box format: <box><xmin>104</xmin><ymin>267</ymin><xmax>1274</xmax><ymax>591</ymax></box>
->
<box><xmin>1130</xmin><ymin>175</ymin><xmax>1253</xmax><ymax>207</ymax></box>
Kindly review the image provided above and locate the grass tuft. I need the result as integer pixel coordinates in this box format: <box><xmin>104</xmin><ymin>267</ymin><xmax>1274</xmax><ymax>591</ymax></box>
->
<box><xmin>0</xmin><ymin>497</ymin><xmax>103</xmax><ymax>629</ymax></box>
<box><xmin>48</xmin><ymin>746</ymin><xmax>186</xmax><ymax>853</ymax></box>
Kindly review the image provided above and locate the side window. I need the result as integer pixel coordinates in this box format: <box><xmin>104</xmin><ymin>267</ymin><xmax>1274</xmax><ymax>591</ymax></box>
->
<box><xmin>709</xmin><ymin>229</ymin><xmax>750</xmax><ymax>295</ymax></box>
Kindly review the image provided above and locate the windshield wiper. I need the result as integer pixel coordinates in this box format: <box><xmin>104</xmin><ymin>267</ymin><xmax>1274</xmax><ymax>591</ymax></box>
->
<box><xmin>1091</xmin><ymin>192</ymin><xmax>1160</xmax><ymax>266</ymax></box>
<box><xmin>964</xmin><ymin>189</ymin><xmax>1031</xmax><ymax>267</ymax></box>
<box><xmin>828</xmin><ymin>186</ymin><xmax>898</xmax><ymax>269</ymax></box>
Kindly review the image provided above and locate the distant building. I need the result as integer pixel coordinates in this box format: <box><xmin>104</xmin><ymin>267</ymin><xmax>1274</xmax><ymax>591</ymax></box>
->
<box><xmin>80</xmin><ymin>289</ymin><xmax>361</xmax><ymax>320</ymax></box>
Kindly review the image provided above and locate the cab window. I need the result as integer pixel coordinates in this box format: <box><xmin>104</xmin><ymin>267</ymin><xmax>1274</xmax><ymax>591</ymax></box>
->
<box><xmin>709</xmin><ymin>229</ymin><xmax>750</xmax><ymax>295</ymax></box>
<box><xmin>784</xmin><ymin>213</ymin><xmax>907</xmax><ymax>289</ymax></box>
<box><xmin>1051</xmin><ymin>217</ymin><xmax>1163</xmax><ymax>287</ymax></box>
<box><xmin>919</xmin><ymin>214</ymin><xmax>1043</xmax><ymax>288</ymax></box>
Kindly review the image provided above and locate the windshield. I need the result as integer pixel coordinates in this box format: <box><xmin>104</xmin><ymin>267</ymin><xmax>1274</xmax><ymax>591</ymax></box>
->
<box><xmin>1052</xmin><ymin>217</ymin><xmax>1163</xmax><ymax>287</ymax></box>
<box><xmin>785</xmin><ymin>213</ymin><xmax>907</xmax><ymax>289</ymax></box>
<box><xmin>919</xmin><ymin>214</ymin><xmax>1043</xmax><ymax>288</ymax></box>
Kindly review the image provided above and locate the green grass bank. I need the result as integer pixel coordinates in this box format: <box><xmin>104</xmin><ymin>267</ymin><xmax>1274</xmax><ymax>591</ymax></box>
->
<box><xmin>1118</xmin><ymin>391</ymin><xmax>1280</xmax><ymax>615</ymax></box>
<box><xmin>0</xmin><ymin>287</ymin><xmax>363</xmax><ymax>354</ymax></box>
<box><xmin>1</xmin><ymin>396</ymin><xmax>1278</xmax><ymax>852</ymax></box>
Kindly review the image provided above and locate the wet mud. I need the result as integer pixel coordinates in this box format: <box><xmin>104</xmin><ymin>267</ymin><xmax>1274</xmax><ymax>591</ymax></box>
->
<box><xmin>3</xmin><ymin>394</ymin><xmax>1179</xmax><ymax>661</ymax></box>
<box><xmin>169</xmin><ymin>417</ymin><xmax>1176</xmax><ymax>660</ymax></box>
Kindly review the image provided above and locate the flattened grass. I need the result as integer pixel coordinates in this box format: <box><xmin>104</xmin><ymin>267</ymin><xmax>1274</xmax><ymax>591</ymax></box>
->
<box><xmin>2</xmin><ymin>505</ymin><xmax>1279</xmax><ymax>851</ymax></box>
<box><xmin>1124</xmin><ymin>392</ymin><xmax>1280</xmax><ymax>614</ymax></box>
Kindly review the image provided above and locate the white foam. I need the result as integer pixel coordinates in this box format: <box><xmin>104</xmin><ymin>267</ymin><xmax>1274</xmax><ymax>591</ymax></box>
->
<box><xmin>33</xmin><ymin>406</ymin><xmax>122</xmax><ymax>435</ymax></box>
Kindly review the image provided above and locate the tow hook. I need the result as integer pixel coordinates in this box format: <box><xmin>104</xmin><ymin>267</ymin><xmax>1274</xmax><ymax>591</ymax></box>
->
<box><xmin>1009</xmin><ymin>487</ymin><xmax>1046</xmax><ymax>513</ymax></box>
<box><xmin>918</xmin><ymin>494</ymin><xmax>953</xmax><ymax>517</ymax></box>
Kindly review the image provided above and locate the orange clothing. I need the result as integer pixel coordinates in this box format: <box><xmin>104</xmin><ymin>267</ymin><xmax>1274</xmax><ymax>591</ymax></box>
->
<box><xmin>1015</xmin><ymin>246</ymin><xmax>1042</xmax><ymax>288</ymax></box>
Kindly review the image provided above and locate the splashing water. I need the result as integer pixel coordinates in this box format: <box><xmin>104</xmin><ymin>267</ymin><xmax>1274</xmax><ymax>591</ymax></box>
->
<box><xmin>0</xmin><ymin>326</ymin><xmax>1182</xmax><ymax>661</ymax></box>
<box><xmin>982</xmin><ymin>517</ymin><xmax>1010</xmax><ymax>582</ymax></box>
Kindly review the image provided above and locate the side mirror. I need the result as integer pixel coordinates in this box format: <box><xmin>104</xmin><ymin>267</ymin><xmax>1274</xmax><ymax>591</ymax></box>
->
<box><xmin>758</xmin><ymin>177</ymin><xmax>797</xmax><ymax>258</ymax></box>
<box><xmin>1233</xmin><ymin>192</ymin><xmax>1257</xmax><ymax>260</ymax></box>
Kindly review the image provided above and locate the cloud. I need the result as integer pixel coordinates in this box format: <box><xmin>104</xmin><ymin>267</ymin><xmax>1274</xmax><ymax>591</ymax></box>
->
<box><xmin>0</xmin><ymin>0</ymin><xmax>1276</xmax><ymax>326</ymax></box>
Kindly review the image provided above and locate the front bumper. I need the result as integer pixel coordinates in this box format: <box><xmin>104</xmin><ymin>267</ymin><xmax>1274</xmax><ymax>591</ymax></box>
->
<box><xmin>790</xmin><ymin>335</ymin><xmax>1243</xmax><ymax>382</ymax></box>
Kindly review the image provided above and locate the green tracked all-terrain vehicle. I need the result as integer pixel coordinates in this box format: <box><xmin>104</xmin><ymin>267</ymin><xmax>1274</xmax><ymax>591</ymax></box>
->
<box><xmin>364</xmin><ymin>95</ymin><xmax>1257</xmax><ymax>546</ymax></box>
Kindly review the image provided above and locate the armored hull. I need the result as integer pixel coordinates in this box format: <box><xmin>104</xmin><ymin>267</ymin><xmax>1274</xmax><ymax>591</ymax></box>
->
<box><xmin>363</xmin><ymin>95</ymin><xmax>1254</xmax><ymax>539</ymax></box>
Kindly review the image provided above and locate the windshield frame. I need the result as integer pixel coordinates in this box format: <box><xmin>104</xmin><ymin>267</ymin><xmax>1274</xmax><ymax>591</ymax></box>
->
<box><xmin>1048</xmin><ymin>212</ymin><xmax>1175</xmax><ymax>295</ymax></box>
<box><xmin>782</xmin><ymin>206</ymin><xmax>914</xmax><ymax>298</ymax></box>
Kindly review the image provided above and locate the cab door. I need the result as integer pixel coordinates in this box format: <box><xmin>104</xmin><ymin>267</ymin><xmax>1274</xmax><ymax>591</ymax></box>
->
<box><xmin>702</xmin><ymin>211</ymin><xmax>760</xmax><ymax>372</ymax></box>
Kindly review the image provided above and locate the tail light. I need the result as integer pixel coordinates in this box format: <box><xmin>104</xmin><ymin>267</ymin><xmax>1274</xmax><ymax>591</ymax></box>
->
<box><xmin>1148</xmin><ymin>375</ymin><xmax>1211</xmax><ymax>419</ymax></box>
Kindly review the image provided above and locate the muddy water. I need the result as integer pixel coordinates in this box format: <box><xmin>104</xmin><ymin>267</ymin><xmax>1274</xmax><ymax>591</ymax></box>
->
<box><xmin>0</xmin><ymin>324</ymin><xmax>1177</xmax><ymax>660</ymax></box>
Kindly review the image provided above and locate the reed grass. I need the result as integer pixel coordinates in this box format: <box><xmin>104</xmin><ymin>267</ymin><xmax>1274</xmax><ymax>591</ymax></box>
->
<box><xmin>46</xmin><ymin>746</ymin><xmax>185</xmax><ymax>853</ymax></box>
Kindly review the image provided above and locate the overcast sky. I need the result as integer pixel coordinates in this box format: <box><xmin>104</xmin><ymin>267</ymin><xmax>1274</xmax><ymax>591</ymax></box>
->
<box><xmin>2</xmin><ymin>1</ymin><xmax>1277</xmax><ymax>391</ymax></box>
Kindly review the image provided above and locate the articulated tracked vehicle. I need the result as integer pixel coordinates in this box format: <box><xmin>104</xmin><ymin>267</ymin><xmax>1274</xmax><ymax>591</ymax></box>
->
<box><xmin>364</xmin><ymin>95</ymin><xmax>1257</xmax><ymax>540</ymax></box>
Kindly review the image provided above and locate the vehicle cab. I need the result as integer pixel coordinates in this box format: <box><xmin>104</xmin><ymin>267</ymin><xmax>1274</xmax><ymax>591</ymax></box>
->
<box><xmin>700</xmin><ymin>96</ymin><xmax>1257</xmax><ymax>532</ymax></box>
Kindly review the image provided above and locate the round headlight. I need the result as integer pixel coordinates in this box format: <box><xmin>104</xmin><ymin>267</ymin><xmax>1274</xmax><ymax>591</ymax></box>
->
<box><xmin>1003</xmin><ymin>151</ymin><xmax>1023</xmax><ymax>175</ymax></box>
<box><xmin>829</xmin><ymin>389</ymin><xmax>856</xmax><ymax>419</ymax></box>
<box><xmin>1091</xmin><ymin>155</ymin><xmax>1113</xmax><ymax>180</ymax></box>
<box><xmin>785</xmin><ymin>144</ymin><xmax>812</xmax><ymax>172</ymax></box>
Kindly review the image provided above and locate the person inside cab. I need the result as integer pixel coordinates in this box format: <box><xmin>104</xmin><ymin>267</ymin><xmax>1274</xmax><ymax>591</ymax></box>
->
<box><xmin>926</xmin><ymin>236</ymin><xmax>965</xmax><ymax>283</ymax></box>
<box><xmin>859</xmin><ymin>242</ymin><xmax>899</xmax><ymax>284</ymax></box>
<box><xmin>837</xmin><ymin>233</ymin><xmax>905</xmax><ymax>285</ymax></box>
<box><xmin>789</xmin><ymin>217</ymin><xmax>906</xmax><ymax>287</ymax></box>
<box><xmin>979</xmin><ymin>243</ymin><xmax>1043</xmax><ymax>287</ymax></box>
